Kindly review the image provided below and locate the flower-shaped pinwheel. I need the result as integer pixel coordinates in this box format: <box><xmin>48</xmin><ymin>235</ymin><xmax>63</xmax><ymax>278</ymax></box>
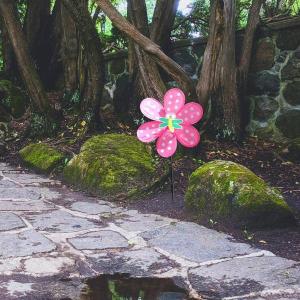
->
<box><xmin>137</xmin><ymin>88</ymin><xmax>203</xmax><ymax>158</ymax></box>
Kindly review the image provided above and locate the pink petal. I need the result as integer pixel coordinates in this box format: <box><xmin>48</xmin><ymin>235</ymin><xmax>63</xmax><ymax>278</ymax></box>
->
<box><xmin>175</xmin><ymin>125</ymin><xmax>200</xmax><ymax>148</ymax></box>
<box><xmin>140</xmin><ymin>98</ymin><xmax>164</xmax><ymax>121</ymax></box>
<box><xmin>163</xmin><ymin>88</ymin><xmax>185</xmax><ymax>115</ymax></box>
<box><xmin>156</xmin><ymin>130</ymin><xmax>177</xmax><ymax>158</ymax></box>
<box><xmin>137</xmin><ymin>121</ymin><xmax>165</xmax><ymax>143</ymax></box>
<box><xmin>177</xmin><ymin>102</ymin><xmax>203</xmax><ymax>125</ymax></box>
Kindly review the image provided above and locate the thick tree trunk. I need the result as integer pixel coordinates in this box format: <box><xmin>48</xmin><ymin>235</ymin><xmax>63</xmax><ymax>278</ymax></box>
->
<box><xmin>197</xmin><ymin>0</ymin><xmax>241</xmax><ymax>140</ymax></box>
<box><xmin>61</xmin><ymin>0</ymin><xmax>104</xmax><ymax>125</ymax></box>
<box><xmin>128</xmin><ymin>0</ymin><xmax>166</xmax><ymax>100</ymax></box>
<box><xmin>150</xmin><ymin>0</ymin><xmax>179</xmax><ymax>51</ymax></box>
<box><xmin>0</xmin><ymin>0</ymin><xmax>52</xmax><ymax>115</ymax></box>
<box><xmin>60</xmin><ymin>2</ymin><xmax>79</xmax><ymax>93</ymax></box>
<box><xmin>96</xmin><ymin>0</ymin><xmax>195</xmax><ymax>97</ymax></box>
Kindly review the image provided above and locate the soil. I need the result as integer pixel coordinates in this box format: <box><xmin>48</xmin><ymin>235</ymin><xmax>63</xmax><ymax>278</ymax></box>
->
<box><xmin>2</xmin><ymin>136</ymin><xmax>300</xmax><ymax>261</ymax></box>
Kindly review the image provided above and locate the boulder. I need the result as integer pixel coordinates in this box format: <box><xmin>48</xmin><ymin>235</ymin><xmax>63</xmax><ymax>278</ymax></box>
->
<box><xmin>282</xmin><ymin>80</ymin><xmax>300</xmax><ymax>106</ymax></box>
<box><xmin>185</xmin><ymin>160</ymin><xmax>295</xmax><ymax>228</ymax></box>
<box><xmin>19</xmin><ymin>143</ymin><xmax>65</xmax><ymax>173</ymax></box>
<box><xmin>251</xmin><ymin>38</ymin><xmax>275</xmax><ymax>72</ymax></box>
<box><xmin>248</xmin><ymin>71</ymin><xmax>280</xmax><ymax>96</ymax></box>
<box><xmin>275</xmin><ymin>109</ymin><xmax>300</xmax><ymax>139</ymax></box>
<box><xmin>252</xmin><ymin>95</ymin><xmax>279</xmax><ymax>121</ymax></box>
<box><xmin>0</xmin><ymin>80</ymin><xmax>28</xmax><ymax>118</ymax></box>
<box><xmin>63</xmin><ymin>134</ymin><xmax>167</xmax><ymax>199</ymax></box>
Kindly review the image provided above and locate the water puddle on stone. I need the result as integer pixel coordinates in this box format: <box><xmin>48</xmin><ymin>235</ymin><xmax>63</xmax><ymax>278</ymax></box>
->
<box><xmin>80</xmin><ymin>275</ymin><xmax>195</xmax><ymax>300</ymax></box>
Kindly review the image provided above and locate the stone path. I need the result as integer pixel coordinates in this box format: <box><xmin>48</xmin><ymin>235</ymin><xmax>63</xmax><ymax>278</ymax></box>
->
<box><xmin>0</xmin><ymin>162</ymin><xmax>299</xmax><ymax>300</ymax></box>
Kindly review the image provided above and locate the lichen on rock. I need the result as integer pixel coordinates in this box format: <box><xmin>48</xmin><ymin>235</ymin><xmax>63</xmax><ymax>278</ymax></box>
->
<box><xmin>19</xmin><ymin>143</ymin><xmax>65</xmax><ymax>173</ymax></box>
<box><xmin>63</xmin><ymin>134</ymin><xmax>167</xmax><ymax>199</ymax></box>
<box><xmin>185</xmin><ymin>160</ymin><xmax>295</xmax><ymax>228</ymax></box>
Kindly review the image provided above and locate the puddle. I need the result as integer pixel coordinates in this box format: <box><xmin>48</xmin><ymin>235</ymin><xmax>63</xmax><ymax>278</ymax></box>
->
<box><xmin>80</xmin><ymin>275</ymin><xmax>194</xmax><ymax>300</ymax></box>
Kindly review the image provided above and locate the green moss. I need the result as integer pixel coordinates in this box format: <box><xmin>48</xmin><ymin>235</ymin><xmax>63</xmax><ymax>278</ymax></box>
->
<box><xmin>19</xmin><ymin>143</ymin><xmax>65</xmax><ymax>173</ymax></box>
<box><xmin>0</xmin><ymin>80</ymin><xmax>28</xmax><ymax>118</ymax></box>
<box><xmin>63</xmin><ymin>134</ymin><xmax>168</xmax><ymax>199</ymax></box>
<box><xmin>185</xmin><ymin>160</ymin><xmax>295</xmax><ymax>228</ymax></box>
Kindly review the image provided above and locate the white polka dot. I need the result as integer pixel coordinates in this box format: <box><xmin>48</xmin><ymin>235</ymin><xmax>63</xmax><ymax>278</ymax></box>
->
<box><xmin>169</xmin><ymin>140</ymin><xmax>173</xmax><ymax>144</ymax></box>
<box><xmin>184</xmin><ymin>111</ymin><xmax>188</xmax><ymax>114</ymax></box>
<box><xmin>160</xmin><ymin>149</ymin><xmax>165</xmax><ymax>153</ymax></box>
<box><xmin>167</xmin><ymin>108</ymin><xmax>171</xmax><ymax>111</ymax></box>
<box><xmin>146</xmin><ymin>134</ymin><xmax>150</xmax><ymax>138</ymax></box>
<box><xmin>169</xmin><ymin>95</ymin><xmax>173</xmax><ymax>99</ymax></box>
<box><xmin>167</xmin><ymin>147</ymin><xmax>171</xmax><ymax>150</ymax></box>
<box><xmin>174</xmin><ymin>105</ymin><xmax>178</xmax><ymax>110</ymax></box>
<box><xmin>175</xmin><ymin>99</ymin><xmax>179</xmax><ymax>103</ymax></box>
<box><xmin>196</xmin><ymin>111</ymin><xmax>200</xmax><ymax>115</ymax></box>
<box><xmin>177</xmin><ymin>93</ymin><xmax>181</xmax><ymax>96</ymax></box>
<box><xmin>185</xmin><ymin>130</ymin><xmax>190</xmax><ymax>133</ymax></box>
<box><xmin>168</xmin><ymin>101</ymin><xmax>172</xmax><ymax>105</ymax></box>
<box><xmin>190</xmin><ymin>107</ymin><xmax>193</xmax><ymax>111</ymax></box>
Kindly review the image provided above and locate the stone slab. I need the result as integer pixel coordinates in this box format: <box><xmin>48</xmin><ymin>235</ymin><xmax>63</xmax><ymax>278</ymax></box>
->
<box><xmin>0</xmin><ymin>213</ymin><xmax>26</xmax><ymax>231</ymax></box>
<box><xmin>88</xmin><ymin>247</ymin><xmax>177</xmax><ymax>277</ymax></box>
<box><xmin>70</xmin><ymin>201</ymin><xmax>122</xmax><ymax>215</ymax></box>
<box><xmin>115</xmin><ymin>211</ymin><xmax>174</xmax><ymax>232</ymax></box>
<box><xmin>0</xmin><ymin>200</ymin><xmax>54</xmax><ymax>211</ymax></box>
<box><xmin>26</xmin><ymin>210</ymin><xmax>102</xmax><ymax>232</ymax></box>
<box><xmin>0</xmin><ymin>188</ymin><xmax>41</xmax><ymax>200</ymax></box>
<box><xmin>0</xmin><ymin>230</ymin><xmax>56</xmax><ymax>258</ymax></box>
<box><xmin>189</xmin><ymin>256</ymin><xmax>300</xmax><ymax>298</ymax></box>
<box><xmin>0</xmin><ymin>180</ymin><xmax>20</xmax><ymax>188</ymax></box>
<box><xmin>141</xmin><ymin>222</ymin><xmax>256</xmax><ymax>263</ymax></box>
<box><xmin>68</xmin><ymin>230</ymin><xmax>128</xmax><ymax>250</ymax></box>
<box><xmin>2</xmin><ymin>173</ymin><xmax>55</xmax><ymax>185</ymax></box>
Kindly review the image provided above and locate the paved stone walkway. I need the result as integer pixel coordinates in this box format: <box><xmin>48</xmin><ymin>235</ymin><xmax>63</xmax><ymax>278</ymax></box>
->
<box><xmin>0</xmin><ymin>162</ymin><xmax>299</xmax><ymax>300</ymax></box>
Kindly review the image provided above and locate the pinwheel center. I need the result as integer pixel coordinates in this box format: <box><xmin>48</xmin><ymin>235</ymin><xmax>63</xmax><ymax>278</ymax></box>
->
<box><xmin>159</xmin><ymin>116</ymin><xmax>183</xmax><ymax>133</ymax></box>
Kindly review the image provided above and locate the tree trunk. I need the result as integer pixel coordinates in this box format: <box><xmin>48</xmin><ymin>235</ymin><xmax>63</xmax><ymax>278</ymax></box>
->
<box><xmin>96</xmin><ymin>0</ymin><xmax>195</xmax><ymax>97</ymax></box>
<box><xmin>61</xmin><ymin>0</ymin><xmax>104</xmax><ymax>126</ymax></box>
<box><xmin>197</xmin><ymin>0</ymin><xmax>241</xmax><ymax>140</ymax></box>
<box><xmin>0</xmin><ymin>0</ymin><xmax>53</xmax><ymax>115</ymax></box>
<box><xmin>128</xmin><ymin>0</ymin><xmax>166</xmax><ymax>100</ymax></box>
<box><xmin>238</xmin><ymin>0</ymin><xmax>264</xmax><ymax>131</ymax></box>
<box><xmin>150</xmin><ymin>0</ymin><xmax>179</xmax><ymax>51</ymax></box>
<box><xmin>60</xmin><ymin>1</ymin><xmax>79</xmax><ymax>93</ymax></box>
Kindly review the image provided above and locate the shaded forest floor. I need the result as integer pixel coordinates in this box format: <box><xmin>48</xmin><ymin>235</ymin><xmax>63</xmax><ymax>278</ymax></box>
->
<box><xmin>3</xmin><ymin>135</ymin><xmax>300</xmax><ymax>261</ymax></box>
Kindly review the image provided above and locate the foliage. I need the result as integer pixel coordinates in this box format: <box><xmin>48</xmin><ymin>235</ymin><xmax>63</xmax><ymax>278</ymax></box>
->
<box><xmin>30</xmin><ymin>113</ymin><xmax>58</xmax><ymax>138</ymax></box>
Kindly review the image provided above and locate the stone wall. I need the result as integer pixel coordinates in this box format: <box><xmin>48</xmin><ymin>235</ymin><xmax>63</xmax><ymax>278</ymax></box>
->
<box><xmin>102</xmin><ymin>17</ymin><xmax>300</xmax><ymax>142</ymax></box>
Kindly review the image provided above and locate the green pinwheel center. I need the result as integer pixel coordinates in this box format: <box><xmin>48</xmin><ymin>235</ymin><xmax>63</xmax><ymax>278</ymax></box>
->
<box><xmin>159</xmin><ymin>116</ymin><xmax>183</xmax><ymax>132</ymax></box>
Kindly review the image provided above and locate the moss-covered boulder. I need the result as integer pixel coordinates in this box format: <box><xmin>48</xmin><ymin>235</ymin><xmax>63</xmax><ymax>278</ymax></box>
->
<box><xmin>63</xmin><ymin>134</ymin><xmax>167</xmax><ymax>199</ymax></box>
<box><xmin>19</xmin><ymin>143</ymin><xmax>65</xmax><ymax>173</ymax></box>
<box><xmin>185</xmin><ymin>160</ymin><xmax>295</xmax><ymax>228</ymax></box>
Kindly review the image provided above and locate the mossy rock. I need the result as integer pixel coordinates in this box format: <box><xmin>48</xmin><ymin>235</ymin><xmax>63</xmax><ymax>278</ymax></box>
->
<box><xmin>63</xmin><ymin>134</ymin><xmax>167</xmax><ymax>200</ymax></box>
<box><xmin>19</xmin><ymin>143</ymin><xmax>65</xmax><ymax>173</ymax></box>
<box><xmin>185</xmin><ymin>160</ymin><xmax>295</xmax><ymax>228</ymax></box>
<box><xmin>0</xmin><ymin>80</ymin><xmax>28</xmax><ymax>118</ymax></box>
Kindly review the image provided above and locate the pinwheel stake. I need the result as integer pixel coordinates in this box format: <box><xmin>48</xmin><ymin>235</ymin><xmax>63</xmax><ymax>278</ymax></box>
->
<box><xmin>137</xmin><ymin>88</ymin><xmax>204</xmax><ymax>201</ymax></box>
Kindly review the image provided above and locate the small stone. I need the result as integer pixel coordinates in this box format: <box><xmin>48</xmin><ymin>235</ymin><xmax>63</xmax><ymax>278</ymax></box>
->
<box><xmin>282</xmin><ymin>80</ymin><xmax>300</xmax><ymax>106</ymax></box>
<box><xmin>276</xmin><ymin>27</ymin><xmax>300</xmax><ymax>50</ymax></box>
<box><xmin>68</xmin><ymin>230</ymin><xmax>128</xmax><ymax>250</ymax></box>
<box><xmin>276</xmin><ymin>110</ymin><xmax>300</xmax><ymax>139</ymax></box>
<box><xmin>281</xmin><ymin>55</ymin><xmax>300</xmax><ymax>80</ymax></box>
<box><xmin>70</xmin><ymin>201</ymin><xmax>117</xmax><ymax>215</ymax></box>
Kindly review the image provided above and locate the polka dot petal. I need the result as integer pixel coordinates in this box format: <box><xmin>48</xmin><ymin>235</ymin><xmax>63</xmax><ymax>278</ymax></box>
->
<box><xmin>156</xmin><ymin>130</ymin><xmax>177</xmax><ymax>158</ymax></box>
<box><xmin>140</xmin><ymin>98</ymin><xmax>164</xmax><ymax>121</ymax></box>
<box><xmin>163</xmin><ymin>88</ymin><xmax>185</xmax><ymax>115</ymax></box>
<box><xmin>137</xmin><ymin>121</ymin><xmax>165</xmax><ymax>143</ymax></box>
<box><xmin>175</xmin><ymin>125</ymin><xmax>200</xmax><ymax>148</ymax></box>
<box><xmin>177</xmin><ymin>102</ymin><xmax>203</xmax><ymax>125</ymax></box>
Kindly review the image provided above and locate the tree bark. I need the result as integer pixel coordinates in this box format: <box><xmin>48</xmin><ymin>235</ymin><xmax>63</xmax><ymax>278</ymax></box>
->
<box><xmin>128</xmin><ymin>0</ymin><xmax>166</xmax><ymax>100</ymax></box>
<box><xmin>150</xmin><ymin>0</ymin><xmax>179</xmax><ymax>51</ymax></box>
<box><xmin>61</xmin><ymin>0</ymin><xmax>104</xmax><ymax>125</ymax></box>
<box><xmin>238</xmin><ymin>0</ymin><xmax>264</xmax><ymax>131</ymax></box>
<box><xmin>197</xmin><ymin>0</ymin><xmax>241</xmax><ymax>140</ymax></box>
<box><xmin>60</xmin><ymin>1</ymin><xmax>79</xmax><ymax>93</ymax></box>
<box><xmin>96</xmin><ymin>0</ymin><xmax>195</xmax><ymax>97</ymax></box>
<box><xmin>0</xmin><ymin>0</ymin><xmax>52</xmax><ymax>115</ymax></box>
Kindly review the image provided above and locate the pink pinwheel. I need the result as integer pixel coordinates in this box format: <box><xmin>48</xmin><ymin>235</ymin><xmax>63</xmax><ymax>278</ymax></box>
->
<box><xmin>137</xmin><ymin>88</ymin><xmax>203</xmax><ymax>158</ymax></box>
